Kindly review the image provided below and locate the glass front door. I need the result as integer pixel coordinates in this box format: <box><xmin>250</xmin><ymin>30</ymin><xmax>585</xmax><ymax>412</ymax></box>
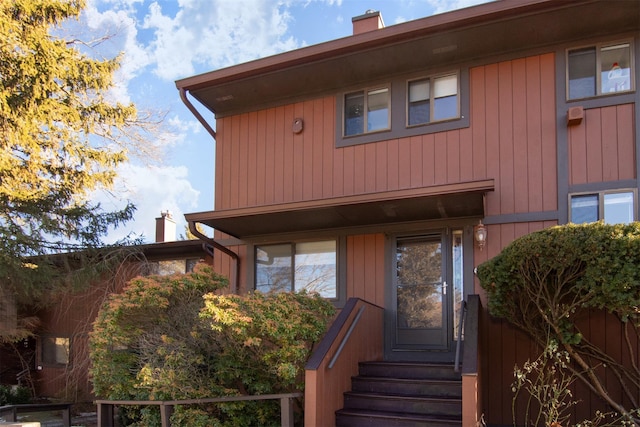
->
<box><xmin>387</xmin><ymin>230</ymin><xmax>466</xmax><ymax>361</ymax></box>
<box><xmin>394</xmin><ymin>234</ymin><xmax>449</xmax><ymax>351</ymax></box>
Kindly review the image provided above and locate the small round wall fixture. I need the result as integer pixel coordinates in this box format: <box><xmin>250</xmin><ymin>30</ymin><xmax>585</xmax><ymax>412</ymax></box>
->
<box><xmin>292</xmin><ymin>118</ymin><xmax>304</xmax><ymax>134</ymax></box>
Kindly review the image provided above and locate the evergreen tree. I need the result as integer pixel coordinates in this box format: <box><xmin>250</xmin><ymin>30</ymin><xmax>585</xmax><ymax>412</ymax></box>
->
<box><xmin>0</xmin><ymin>0</ymin><xmax>146</xmax><ymax>313</ymax></box>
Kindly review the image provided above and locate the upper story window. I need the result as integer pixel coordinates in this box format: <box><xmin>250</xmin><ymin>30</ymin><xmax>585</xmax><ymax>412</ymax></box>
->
<box><xmin>336</xmin><ymin>69</ymin><xmax>468</xmax><ymax>148</ymax></box>
<box><xmin>408</xmin><ymin>73</ymin><xmax>459</xmax><ymax>126</ymax></box>
<box><xmin>344</xmin><ymin>86</ymin><xmax>390</xmax><ymax>136</ymax></box>
<box><xmin>255</xmin><ymin>240</ymin><xmax>337</xmax><ymax>299</ymax></box>
<box><xmin>570</xmin><ymin>190</ymin><xmax>636</xmax><ymax>224</ymax></box>
<box><xmin>567</xmin><ymin>41</ymin><xmax>634</xmax><ymax>100</ymax></box>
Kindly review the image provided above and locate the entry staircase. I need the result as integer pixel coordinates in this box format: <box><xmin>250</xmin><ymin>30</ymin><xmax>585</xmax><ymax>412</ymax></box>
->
<box><xmin>335</xmin><ymin>361</ymin><xmax>462</xmax><ymax>427</ymax></box>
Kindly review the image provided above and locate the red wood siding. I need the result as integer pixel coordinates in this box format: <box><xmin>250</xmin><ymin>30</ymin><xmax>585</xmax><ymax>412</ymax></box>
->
<box><xmin>568</xmin><ymin>104</ymin><xmax>636</xmax><ymax>185</ymax></box>
<box><xmin>35</xmin><ymin>254</ymin><xmax>214</xmax><ymax>399</ymax></box>
<box><xmin>214</xmin><ymin>53</ymin><xmax>558</xmax><ymax>219</ymax></box>
<box><xmin>210</xmin><ymin>50</ymin><xmax>638</xmax><ymax>425</ymax></box>
<box><xmin>305</xmin><ymin>299</ymin><xmax>384</xmax><ymax>427</ymax></box>
<box><xmin>470</xmin><ymin>54</ymin><xmax>558</xmax><ymax>216</ymax></box>
<box><xmin>346</xmin><ymin>234</ymin><xmax>386</xmax><ymax>307</ymax></box>
<box><xmin>36</xmin><ymin>262</ymin><xmax>144</xmax><ymax>398</ymax></box>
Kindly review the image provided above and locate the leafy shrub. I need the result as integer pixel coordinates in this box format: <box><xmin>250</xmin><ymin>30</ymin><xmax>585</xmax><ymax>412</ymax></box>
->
<box><xmin>89</xmin><ymin>263</ymin><xmax>335</xmax><ymax>426</ymax></box>
<box><xmin>0</xmin><ymin>385</ymin><xmax>31</xmax><ymax>405</ymax></box>
<box><xmin>477</xmin><ymin>222</ymin><xmax>640</xmax><ymax>423</ymax></box>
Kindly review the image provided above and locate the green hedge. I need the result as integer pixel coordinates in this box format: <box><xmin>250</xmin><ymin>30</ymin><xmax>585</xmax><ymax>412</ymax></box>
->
<box><xmin>89</xmin><ymin>263</ymin><xmax>334</xmax><ymax>426</ymax></box>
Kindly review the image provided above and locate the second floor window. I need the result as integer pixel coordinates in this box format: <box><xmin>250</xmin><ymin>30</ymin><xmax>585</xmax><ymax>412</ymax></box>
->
<box><xmin>570</xmin><ymin>190</ymin><xmax>636</xmax><ymax>224</ymax></box>
<box><xmin>567</xmin><ymin>41</ymin><xmax>633</xmax><ymax>100</ymax></box>
<box><xmin>344</xmin><ymin>86</ymin><xmax>390</xmax><ymax>136</ymax></box>
<box><xmin>408</xmin><ymin>73</ymin><xmax>459</xmax><ymax>126</ymax></box>
<box><xmin>255</xmin><ymin>240</ymin><xmax>337</xmax><ymax>299</ymax></box>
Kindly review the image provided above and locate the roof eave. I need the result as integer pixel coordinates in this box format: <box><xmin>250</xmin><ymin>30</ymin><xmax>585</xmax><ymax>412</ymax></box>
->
<box><xmin>174</xmin><ymin>0</ymin><xmax>558</xmax><ymax>92</ymax></box>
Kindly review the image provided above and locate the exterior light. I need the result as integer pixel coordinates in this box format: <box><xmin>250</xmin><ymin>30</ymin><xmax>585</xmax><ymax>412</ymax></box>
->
<box><xmin>474</xmin><ymin>220</ymin><xmax>487</xmax><ymax>251</ymax></box>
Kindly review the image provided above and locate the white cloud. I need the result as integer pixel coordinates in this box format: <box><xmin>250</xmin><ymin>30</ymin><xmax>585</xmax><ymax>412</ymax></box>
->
<box><xmin>142</xmin><ymin>0</ymin><xmax>301</xmax><ymax>81</ymax></box>
<box><xmin>98</xmin><ymin>164</ymin><xmax>200</xmax><ymax>243</ymax></box>
<box><xmin>83</xmin><ymin>1</ymin><xmax>153</xmax><ymax>104</ymax></box>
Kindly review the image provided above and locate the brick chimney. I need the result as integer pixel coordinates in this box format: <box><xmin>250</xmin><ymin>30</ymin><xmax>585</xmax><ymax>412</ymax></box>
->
<box><xmin>352</xmin><ymin>9</ymin><xmax>384</xmax><ymax>35</ymax></box>
<box><xmin>155</xmin><ymin>210</ymin><xmax>176</xmax><ymax>243</ymax></box>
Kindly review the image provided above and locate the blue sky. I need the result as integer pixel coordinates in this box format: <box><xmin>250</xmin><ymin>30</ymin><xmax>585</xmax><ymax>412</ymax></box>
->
<box><xmin>80</xmin><ymin>0</ymin><xmax>490</xmax><ymax>242</ymax></box>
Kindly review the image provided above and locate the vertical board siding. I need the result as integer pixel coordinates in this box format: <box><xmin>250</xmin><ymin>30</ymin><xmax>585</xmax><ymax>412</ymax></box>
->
<box><xmin>215</xmin><ymin>54</ymin><xmax>557</xmax><ymax>217</ymax></box>
<box><xmin>477</xmin><ymin>221</ymin><xmax>557</xmax><ymax>423</ymax></box>
<box><xmin>209</xmin><ymin>51</ymin><xmax>640</xmax><ymax>426</ymax></box>
<box><xmin>36</xmin><ymin>261</ymin><xmax>147</xmax><ymax>398</ymax></box>
<box><xmin>346</xmin><ymin>234</ymin><xmax>386</xmax><ymax>307</ymax></box>
<box><xmin>568</xmin><ymin>104</ymin><xmax>636</xmax><ymax>185</ymax></box>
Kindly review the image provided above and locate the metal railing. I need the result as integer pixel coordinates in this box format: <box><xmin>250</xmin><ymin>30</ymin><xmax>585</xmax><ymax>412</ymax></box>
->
<box><xmin>96</xmin><ymin>393</ymin><xmax>302</xmax><ymax>427</ymax></box>
<box><xmin>454</xmin><ymin>299</ymin><xmax>468</xmax><ymax>372</ymax></box>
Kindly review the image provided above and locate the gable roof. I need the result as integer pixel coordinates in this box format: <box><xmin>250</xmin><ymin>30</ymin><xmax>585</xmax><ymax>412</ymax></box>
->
<box><xmin>175</xmin><ymin>0</ymin><xmax>640</xmax><ymax>118</ymax></box>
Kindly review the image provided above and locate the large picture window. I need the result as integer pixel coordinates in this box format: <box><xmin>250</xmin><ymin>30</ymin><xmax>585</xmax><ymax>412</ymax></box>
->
<box><xmin>408</xmin><ymin>73</ymin><xmax>459</xmax><ymax>126</ymax></box>
<box><xmin>255</xmin><ymin>240</ymin><xmax>337</xmax><ymax>299</ymax></box>
<box><xmin>567</xmin><ymin>41</ymin><xmax>633</xmax><ymax>100</ymax></box>
<box><xmin>570</xmin><ymin>190</ymin><xmax>636</xmax><ymax>224</ymax></box>
<box><xmin>344</xmin><ymin>86</ymin><xmax>390</xmax><ymax>136</ymax></box>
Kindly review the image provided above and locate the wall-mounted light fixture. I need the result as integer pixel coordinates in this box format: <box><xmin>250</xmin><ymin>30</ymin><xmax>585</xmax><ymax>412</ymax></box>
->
<box><xmin>474</xmin><ymin>220</ymin><xmax>487</xmax><ymax>251</ymax></box>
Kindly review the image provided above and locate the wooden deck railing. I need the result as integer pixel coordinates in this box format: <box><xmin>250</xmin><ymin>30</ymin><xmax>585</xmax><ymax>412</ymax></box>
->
<box><xmin>461</xmin><ymin>294</ymin><xmax>483</xmax><ymax>426</ymax></box>
<box><xmin>95</xmin><ymin>393</ymin><xmax>302</xmax><ymax>427</ymax></box>
<box><xmin>304</xmin><ymin>298</ymin><xmax>384</xmax><ymax>427</ymax></box>
<box><xmin>0</xmin><ymin>402</ymin><xmax>71</xmax><ymax>426</ymax></box>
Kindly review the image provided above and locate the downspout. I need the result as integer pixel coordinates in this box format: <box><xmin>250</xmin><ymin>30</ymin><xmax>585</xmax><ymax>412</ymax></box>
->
<box><xmin>179</xmin><ymin>88</ymin><xmax>239</xmax><ymax>292</ymax></box>
<box><xmin>179</xmin><ymin>87</ymin><xmax>217</xmax><ymax>141</ymax></box>
<box><xmin>189</xmin><ymin>220</ymin><xmax>239</xmax><ymax>294</ymax></box>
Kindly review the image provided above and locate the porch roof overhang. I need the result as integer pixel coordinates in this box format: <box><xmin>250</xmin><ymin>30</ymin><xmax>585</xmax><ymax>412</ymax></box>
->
<box><xmin>175</xmin><ymin>0</ymin><xmax>640</xmax><ymax>118</ymax></box>
<box><xmin>185</xmin><ymin>179</ymin><xmax>494</xmax><ymax>239</ymax></box>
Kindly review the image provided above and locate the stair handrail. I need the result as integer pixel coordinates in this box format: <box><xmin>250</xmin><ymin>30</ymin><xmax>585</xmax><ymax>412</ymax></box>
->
<box><xmin>304</xmin><ymin>298</ymin><xmax>384</xmax><ymax>427</ymax></box>
<box><xmin>328</xmin><ymin>305</ymin><xmax>365</xmax><ymax>369</ymax></box>
<box><xmin>459</xmin><ymin>294</ymin><xmax>482</xmax><ymax>427</ymax></box>
<box><xmin>461</xmin><ymin>294</ymin><xmax>481</xmax><ymax>375</ymax></box>
<box><xmin>454</xmin><ymin>299</ymin><xmax>467</xmax><ymax>372</ymax></box>
<box><xmin>305</xmin><ymin>298</ymin><xmax>381</xmax><ymax>371</ymax></box>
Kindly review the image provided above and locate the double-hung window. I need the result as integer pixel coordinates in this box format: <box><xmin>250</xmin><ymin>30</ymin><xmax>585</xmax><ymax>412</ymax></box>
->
<box><xmin>344</xmin><ymin>86</ymin><xmax>390</xmax><ymax>136</ymax></box>
<box><xmin>567</xmin><ymin>41</ymin><xmax>634</xmax><ymax>100</ymax></box>
<box><xmin>408</xmin><ymin>73</ymin><xmax>459</xmax><ymax>126</ymax></box>
<box><xmin>570</xmin><ymin>190</ymin><xmax>636</xmax><ymax>224</ymax></box>
<box><xmin>255</xmin><ymin>240</ymin><xmax>337</xmax><ymax>299</ymax></box>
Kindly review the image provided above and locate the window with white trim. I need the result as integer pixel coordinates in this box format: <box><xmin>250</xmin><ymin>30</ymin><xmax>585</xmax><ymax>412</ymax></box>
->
<box><xmin>569</xmin><ymin>190</ymin><xmax>636</xmax><ymax>224</ymax></box>
<box><xmin>344</xmin><ymin>86</ymin><xmax>390</xmax><ymax>136</ymax></box>
<box><xmin>255</xmin><ymin>240</ymin><xmax>337</xmax><ymax>299</ymax></box>
<box><xmin>567</xmin><ymin>41</ymin><xmax>634</xmax><ymax>100</ymax></box>
<box><xmin>408</xmin><ymin>73</ymin><xmax>459</xmax><ymax>126</ymax></box>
